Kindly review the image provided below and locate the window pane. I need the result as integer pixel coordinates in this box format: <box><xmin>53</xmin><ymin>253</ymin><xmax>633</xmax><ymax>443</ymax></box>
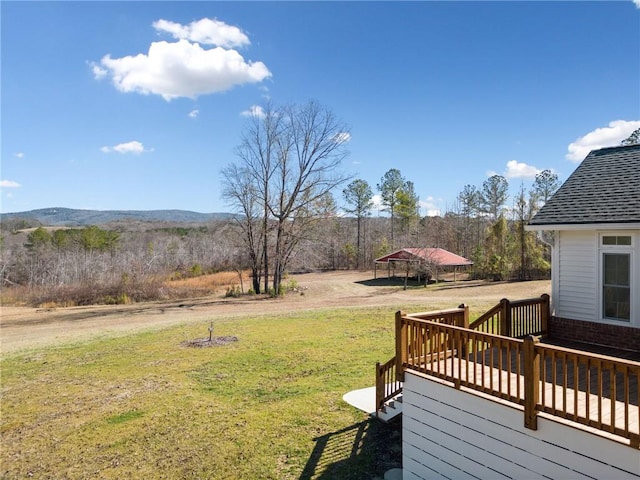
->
<box><xmin>602</xmin><ymin>235</ymin><xmax>632</xmax><ymax>246</ymax></box>
<box><xmin>602</xmin><ymin>253</ymin><xmax>631</xmax><ymax>321</ymax></box>
<box><xmin>618</xmin><ymin>236</ymin><xmax>632</xmax><ymax>246</ymax></box>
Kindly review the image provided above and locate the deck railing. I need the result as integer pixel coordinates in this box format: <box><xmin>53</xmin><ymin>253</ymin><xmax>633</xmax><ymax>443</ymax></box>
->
<box><xmin>395</xmin><ymin>314</ymin><xmax>640</xmax><ymax>449</ymax></box>
<box><xmin>376</xmin><ymin>305</ymin><xmax>470</xmax><ymax>414</ymax></box>
<box><xmin>536</xmin><ymin>342</ymin><xmax>640</xmax><ymax>445</ymax></box>
<box><xmin>469</xmin><ymin>294</ymin><xmax>550</xmax><ymax>337</ymax></box>
<box><xmin>375</xmin><ymin>357</ymin><xmax>401</xmax><ymax>415</ymax></box>
<box><xmin>376</xmin><ymin>296</ymin><xmax>549</xmax><ymax>414</ymax></box>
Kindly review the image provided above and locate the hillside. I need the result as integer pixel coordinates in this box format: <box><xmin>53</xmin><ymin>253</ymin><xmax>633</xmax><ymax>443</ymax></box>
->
<box><xmin>0</xmin><ymin>207</ymin><xmax>236</xmax><ymax>226</ymax></box>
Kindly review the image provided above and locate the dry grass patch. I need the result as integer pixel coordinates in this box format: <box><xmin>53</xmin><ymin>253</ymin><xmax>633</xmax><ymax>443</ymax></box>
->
<box><xmin>166</xmin><ymin>271</ymin><xmax>249</xmax><ymax>294</ymax></box>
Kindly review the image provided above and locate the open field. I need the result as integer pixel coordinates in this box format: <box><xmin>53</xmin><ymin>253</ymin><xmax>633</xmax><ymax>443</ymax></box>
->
<box><xmin>1</xmin><ymin>271</ymin><xmax>550</xmax><ymax>354</ymax></box>
<box><xmin>1</xmin><ymin>272</ymin><xmax>550</xmax><ymax>479</ymax></box>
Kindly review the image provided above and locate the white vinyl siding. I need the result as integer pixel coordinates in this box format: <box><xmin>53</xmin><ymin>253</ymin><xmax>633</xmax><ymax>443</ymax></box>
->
<box><xmin>402</xmin><ymin>372</ymin><xmax>640</xmax><ymax>480</ymax></box>
<box><xmin>555</xmin><ymin>230</ymin><xmax>598</xmax><ymax>322</ymax></box>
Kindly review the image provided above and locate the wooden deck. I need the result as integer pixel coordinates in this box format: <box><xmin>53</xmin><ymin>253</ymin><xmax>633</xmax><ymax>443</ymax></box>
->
<box><xmin>439</xmin><ymin>354</ymin><xmax>639</xmax><ymax>436</ymax></box>
<box><xmin>378</xmin><ymin>300</ymin><xmax>640</xmax><ymax>448</ymax></box>
<box><xmin>422</xmin><ymin>344</ymin><xmax>640</xmax><ymax>443</ymax></box>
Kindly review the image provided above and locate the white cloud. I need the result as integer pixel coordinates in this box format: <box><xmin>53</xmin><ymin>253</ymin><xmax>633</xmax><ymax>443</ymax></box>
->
<box><xmin>15</xmin><ymin>152</ymin><xmax>24</xmax><ymax>158</ymax></box>
<box><xmin>420</xmin><ymin>197</ymin><xmax>441</xmax><ymax>217</ymax></box>
<box><xmin>371</xmin><ymin>194</ymin><xmax>383</xmax><ymax>211</ymax></box>
<box><xmin>259</xmin><ymin>85</ymin><xmax>271</xmax><ymax>99</ymax></box>
<box><xmin>487</xmin><ymin>161</ymin><xmax>540</xmax><ymax>179</ymax></box>
<box><xmin>91</xmin><ymin>62</ymin><xmax>108</xmax><ymax>79</ymax></box>
<box><xmin>1</xmin><ymin>180</ymin><xmax>21</xmax><ymax>188</ymax></box>
<box><xmin>504</xmin><ymin>160</ymin><xmax>540</xmax><ymax>179</ymax></box>
<box><xmin>153</xmin><ymin>18</ymin><xmax>250</xmax><ymax>49</ymax></box>
<box><xmin>189</xmin><ymin>109</ymin><xmax>199</xmax><ymax>118</ymax></box>
<box><xmin>93</xmin><ymin>18</ymin><xmax>271</xmax><ymax>101</ymax></box>
<box><xmin>566</xmin><ymin>119</ymin><xmax>640</xmax><ymax>162</ymax></box>
<box><xmin>333</xmin><ymin>132</ymin><xmax>351</xmax><ymax>144</ymax></box>
<box><xmin>101</xmin><ymin>141</ymin><xmax>151</xmax><ymax>154</ymax></box>
<box><xmin>634</xmin><ymin>0</ymin><xmax>640</xmax><ymax>8</ymax></box>
<box><xmin>241</xmin><ymin>105</ymin><xmax>265</xmax><ymax>118</ymax></box>
<box><xmin>371</xmin><ymin>194</ymin><xmax>441</xmax><ymax>217</ymax></box>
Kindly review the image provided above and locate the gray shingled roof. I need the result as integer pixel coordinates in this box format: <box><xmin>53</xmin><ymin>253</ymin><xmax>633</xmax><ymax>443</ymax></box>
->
<box><xmin>529</xmin><ymin>144</ymin><xmax>640</xmax><ymax>226</ymax></box>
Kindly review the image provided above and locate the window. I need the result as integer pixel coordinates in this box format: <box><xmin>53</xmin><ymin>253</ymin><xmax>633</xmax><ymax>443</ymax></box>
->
<box><xmin>602</xmin><ymin>253</ymin><xmax>630</xmax><ymax>321</ymax></box>
<box><xmin>602</xmin><ymin>235</ymin><xmax>632</xmax><ymax>246</ymax></box>
<box><xmin>600</xmin><ymin>235</ymin><xmax>632</xmax><ymax>322</ymax></box>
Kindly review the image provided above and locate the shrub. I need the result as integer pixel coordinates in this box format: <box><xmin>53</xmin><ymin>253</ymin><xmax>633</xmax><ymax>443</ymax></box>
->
<box><xmin>224</xmin><ymin>285</ymin><xmax>242</xmax><ymax>298</ymax></box>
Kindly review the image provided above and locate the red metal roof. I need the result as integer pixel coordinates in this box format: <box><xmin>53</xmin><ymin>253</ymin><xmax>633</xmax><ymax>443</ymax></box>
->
<box><xmin>374</xmin><ymin>248</ymin><xmax>473</xmax><ymax>266</ymax></box>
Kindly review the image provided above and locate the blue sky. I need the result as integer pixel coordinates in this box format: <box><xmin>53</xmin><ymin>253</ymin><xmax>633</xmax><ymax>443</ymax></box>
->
<box><xmin>2</xmin><ymin>1</ymin><xmax>639</xmax><ymax>216</ymax></box>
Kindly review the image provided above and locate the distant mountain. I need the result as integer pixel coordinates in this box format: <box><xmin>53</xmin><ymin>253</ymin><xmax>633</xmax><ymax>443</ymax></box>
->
<box><xmin>0</xmin><ymin>207</ymin><xmax>236</xmax><ymax>226</ymax></box>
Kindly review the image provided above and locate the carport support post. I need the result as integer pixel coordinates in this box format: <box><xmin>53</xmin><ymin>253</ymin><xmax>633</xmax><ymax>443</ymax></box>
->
<box><xmin>524</xmin><ymin>335</ymin><xmax>540</xmax><ymax>430</ymax></box>
<box><xmin>404</xmin><ymin>262</ymin><xmax>409</xmax><ymax>290</ymax></box>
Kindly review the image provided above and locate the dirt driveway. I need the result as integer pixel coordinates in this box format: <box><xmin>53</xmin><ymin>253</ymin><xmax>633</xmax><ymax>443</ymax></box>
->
<box><xmin>0</xmin><ymin>271</ymin><xmax>550</xmax><ymax>355</ymax></box>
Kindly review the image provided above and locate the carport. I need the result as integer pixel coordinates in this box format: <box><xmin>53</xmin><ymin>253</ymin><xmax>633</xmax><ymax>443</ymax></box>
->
<box><xmin>374</xmin><ymin>247</ymin><xmax>473</xmax><ymax>289</ymax></box>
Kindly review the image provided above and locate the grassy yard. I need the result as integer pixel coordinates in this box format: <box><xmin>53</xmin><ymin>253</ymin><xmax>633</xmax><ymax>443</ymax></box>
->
<box><xmin>1</xmin><ymin>306</ymin><xmax>416</xmax><ymax>479</ymax></box>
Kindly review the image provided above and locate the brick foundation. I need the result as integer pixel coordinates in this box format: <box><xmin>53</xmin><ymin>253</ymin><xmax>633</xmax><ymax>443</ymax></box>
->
<box><xmin>549</xmin><ymin>316</ymin><xmax>640</xmax><ymax>353</ymax></box>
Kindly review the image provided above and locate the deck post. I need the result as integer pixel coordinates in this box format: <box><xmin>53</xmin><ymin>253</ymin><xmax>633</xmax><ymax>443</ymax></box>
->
<box><xmin>458</xmin><ymin>304</ymin><xmax>469</xmax><ymax>329</ymax></box>
<box><xmin>540</xmin><ymin>293</ymin><xmax>550</xmax><ymax>335</ymax></box>
<box><xmin>458</xmin><ymin>304</ymin><xmax>469</xmax><ymax>358</ymax></box>
<box><xmin>395</xmin><ymin>311</ymin><xmax>406</xmax><ymax>382</ymax></box>
<box><xmin>500</xmin><ymin>298</ymin><xmax>511</xmax><ymax>337</ymax></box>
<box><xmin>375</xmin><ymin>362</ymin><xmax>382</xmax><ymax>417</ymax></box>
<box><xmin>523</xmin><ymin>335</ymin><xmax>540</xmax><ymax>430</ymax></box>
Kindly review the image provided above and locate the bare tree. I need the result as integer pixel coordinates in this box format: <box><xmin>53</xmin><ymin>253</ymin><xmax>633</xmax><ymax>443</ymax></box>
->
<box><xmin>221</xmin><ymin>164</ymin><xmax>264</xmax><ymax>293</ymax></box>
<box><xmin>269</xmin><ymin>102</ymin><xmax>351</xmax><ymax>294</ymax></box>
<box><xmin>233</xmin><ymin>102</ymin><xmax>285</xmax><ymax>293</ymax></box>
<box><xmin>226</xmin><ymin>101</ymin><xmax>351</xmax><ymax>295</ymax></box>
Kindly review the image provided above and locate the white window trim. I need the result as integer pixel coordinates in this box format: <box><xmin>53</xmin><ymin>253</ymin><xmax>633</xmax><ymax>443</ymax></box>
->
<box><xmin>598</xmin><ymin>232</ymin><xmax>635</xmax><ymax>325</ymax></box>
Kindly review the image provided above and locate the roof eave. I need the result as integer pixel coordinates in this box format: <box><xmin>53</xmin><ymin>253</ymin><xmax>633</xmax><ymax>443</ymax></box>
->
<box><xmin>526</xmin><ymin>221</ymin><xmax>640</xmax><ymax>232</ymax></box>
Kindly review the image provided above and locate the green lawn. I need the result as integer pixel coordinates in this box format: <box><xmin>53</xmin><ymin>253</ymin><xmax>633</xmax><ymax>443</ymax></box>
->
<box><xmin>1</xmin><ymin>306</ymin><xmax>413</xmax><ymax>479</ymax></box>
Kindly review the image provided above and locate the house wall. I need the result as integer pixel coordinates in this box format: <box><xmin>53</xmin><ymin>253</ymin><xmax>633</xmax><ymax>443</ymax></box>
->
<box><xmin>554</xmin><ymin>230</ymin><xmax>598</xmax><ymax>323</ymax></box>
<box><xmin>402</xmin><ymin>372</ymin><xmax>640</xmax><ymax>480</ymax></box>
<box><xmin>550</xmin><ymin>229</ymin><xmax>640</xmax><ymax>349</ymax></box>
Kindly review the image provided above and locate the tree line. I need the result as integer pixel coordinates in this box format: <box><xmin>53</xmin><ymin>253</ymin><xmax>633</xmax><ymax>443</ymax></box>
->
<box><xmin>4</xmin><ymin>107</ymin><xmax>635</xmax><ymax>305</ymax></box>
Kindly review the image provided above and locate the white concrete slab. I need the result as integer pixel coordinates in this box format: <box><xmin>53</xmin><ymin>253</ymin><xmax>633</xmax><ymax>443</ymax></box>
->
<box><xmin>384</xmin><ymin>468</ymin><xmax>403</xmax><ymax>480</ymax></box>
<box><xmin>343</xmin><ymin>386</ymin><xmax>377</xmax><ymax>415</ymax></box>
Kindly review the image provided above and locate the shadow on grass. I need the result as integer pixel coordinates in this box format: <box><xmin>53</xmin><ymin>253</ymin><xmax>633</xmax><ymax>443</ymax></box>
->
<box><xmin>299</xmin><ymin>417</ymin><xmax>402</xmax><ymax>479</ymax></box>
<box><xmin>356</xmin><ymin>277</ymin><xmax>489</xmax><ymax>291</ymax></box>
<box><xmin>355</xmin><ymin>277</ymin><xmax>427</xmax><ymax>288</ymax></box>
